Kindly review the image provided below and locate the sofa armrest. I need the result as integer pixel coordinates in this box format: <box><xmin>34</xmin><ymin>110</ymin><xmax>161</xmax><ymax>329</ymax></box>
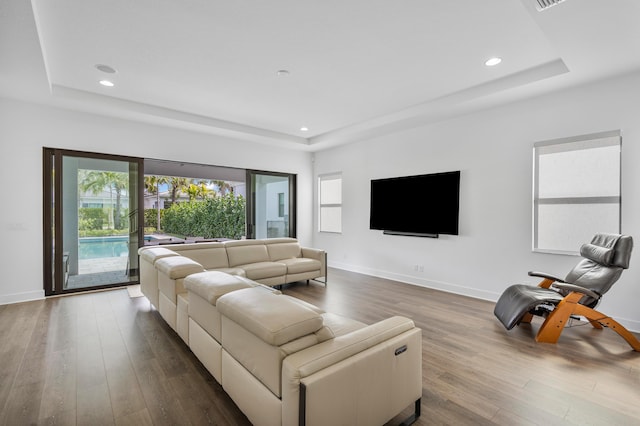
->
<box><xmin>301</xmin><ymin>247</ymin><xmax>326</xmax><ymax>277</ymax></box>
<box><xmin>281</xmin><ymin>316</ymin><xmax>422</xmax><ymax>425</ymax></box>
<box><xmin>301</xmin><ymin>247</ymin><xmax>324</xmax><ymax>261</ymax></box>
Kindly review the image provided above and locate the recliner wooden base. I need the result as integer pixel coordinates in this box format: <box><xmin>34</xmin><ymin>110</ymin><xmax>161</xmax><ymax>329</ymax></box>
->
<box><xmin>528</xmin><ymin>293</ymin><xmax>640</xmax><ymax>351</ymax></box>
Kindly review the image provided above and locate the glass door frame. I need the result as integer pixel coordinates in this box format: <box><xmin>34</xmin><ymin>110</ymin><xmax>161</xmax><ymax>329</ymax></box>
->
<box><xmin>246</xmin><ymin>170</ymin><xmax>297</xmax><ymax>239</ymax></box>
<box><xmin>43</xmin><ymin>148</ymin><xmax>145</xmax><ymax>296</ymax></box>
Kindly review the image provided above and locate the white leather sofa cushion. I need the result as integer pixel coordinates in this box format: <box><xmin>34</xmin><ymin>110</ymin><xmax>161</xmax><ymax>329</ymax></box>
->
<box><xmin>220</xmin><ymin>310</ymin><xmax>341</xmax><ymax>399</ymax></box>
<box><xmin>155</xmin><ymin>256</ymin><xmax>205</xmax><ymax>279</ymax></box>
<box><xmin>182</xmin><ymin>243</ymin><xmax>229</xmax><ymax>269</ymax></box>
<box><xmin>188</xmin><ymin>290</ymin><xmax>222</xmax><ymax>341</ymax></box>
<box><xmin>171</xmin><ymin>244</ymin><xmax>230</xmax><ymax>270</ymax></box>
<box><xmin>225</xmin><ymin>240</ymin><xmax>270</xmax><ymax>266</ymax></box>
<box><xmin>237</xmin><ymin>262</ymin><xmax>287</xmax><ymax>281</ymax></box>
<box><xmin>208</xmin><ymin>267</ymin><xmax>248</xmax><ymax>276</ymax></box>
<box><xmin>185</xmin><ymin>271</ymin><xmax>260</xmax><ymax>341</ymax></box>
<box><xmin>265</xmin><ymin>239</ymin><xmax>323</xmax><ymax>276</ymax></box>
<box><xmin>186</xmin><ymin>272</ymin><xmax>284</xmax><ymax>340</ymax></box>
<box><xmin>285</xmin><ymin>316</ymin><xmax>417</xmax><ymax>375</ymax></box>
<box><xmin>314</xmin><ymin>312</ymin><xmax>366</xmax><ymax>341</ymax></box>
<box><xmin>218</xmin><ymin>286</ymin><xmax>326</xmax><ymax>397</ymax></box>
<box><xmin>139</xmin><ymin>246</ymin><xmax>180</xmax><ymax>264</ymax></box>
<box><xmin>217</xmin><ymin>287</ymin><xmax>323</xmax><ymax>346</ymax></box>
<box><xmin>277</xmin><ymin>313</ymin><xmax>366</xmax><ymax>355</ymax></box>
<box><xmin>277</xmin><ymin>258</ymin><xmax>321</xmax><ymax>274</ymax></box>
<box><xmin>138</xmin><ymin>247</ymin><xmax>181</xmax><ymax>308</ymax></box>
<box><xmin>265</xmin><ymin>238</ymin><xmax>302</xmax><ymax>260</ymax></box>
<box><xmin>185</xmin><ymin>271</ymin><xmax>255</xmax><ymax>304</ymax></box>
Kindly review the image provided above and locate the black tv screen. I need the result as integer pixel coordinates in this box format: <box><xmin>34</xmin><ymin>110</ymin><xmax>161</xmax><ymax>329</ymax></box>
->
<box><xmin>369</xmin><ymin>170</ymin><xmax>460</xmax><ymax>237</ymax></box>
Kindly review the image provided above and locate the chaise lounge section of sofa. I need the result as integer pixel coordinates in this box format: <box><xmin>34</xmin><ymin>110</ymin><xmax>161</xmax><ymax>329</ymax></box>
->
<box><xmin>182</xmin><ymin>270</ymin><xmax>422</xmax><ymax>426</ymax></box>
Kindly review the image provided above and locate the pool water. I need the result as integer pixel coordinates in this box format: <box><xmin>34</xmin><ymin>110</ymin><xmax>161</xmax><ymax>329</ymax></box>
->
<box><xmin>79</xmin><ymin>237</ymin><xmax>129</xmax><ymax>259</ymax></box>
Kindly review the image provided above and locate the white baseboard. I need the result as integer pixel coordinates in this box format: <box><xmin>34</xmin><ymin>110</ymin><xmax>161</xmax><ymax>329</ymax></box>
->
<box><xmin>330</xmin><ymin>261</ymin><xmax>501</xmax><ymax>301</ymax></box>
<box><xmin>0</xmin><ymin>290</ymin><xmax>45</xmax><ymax>305</ymax></box>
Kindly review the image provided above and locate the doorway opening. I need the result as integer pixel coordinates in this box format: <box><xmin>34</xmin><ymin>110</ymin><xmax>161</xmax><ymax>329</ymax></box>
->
<box><xmin>43</xmin><ymin>148</ymin><xmax>143</xmax><ymax>296</ymax></box>
<box><xmin>143</xmin><ymin>159</ymin><xmax>297</xmax><ymax>243</ymax></box>
<box><xmin>43</xmin><ymin>151</ymin><xmax>297</xmax><ymax>296</ymax></box>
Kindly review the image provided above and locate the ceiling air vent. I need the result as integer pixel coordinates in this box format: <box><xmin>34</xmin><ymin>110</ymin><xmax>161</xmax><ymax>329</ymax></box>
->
<box><xmin>535</xmin><ymin>0</ymin><xmax>567</xmax><ymax>11</ymax></box>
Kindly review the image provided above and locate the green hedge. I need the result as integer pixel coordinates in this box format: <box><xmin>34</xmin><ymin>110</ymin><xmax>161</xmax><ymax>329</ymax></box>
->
<box><xmin>79</xmin><ymin>208</ymin><xmax>105</xmax><ymax>231</ymax></box>
<box><xmin>79</xmin><ymin>207</ymin><xmax>129</xmax><ymax>231</ymax></box>
<box><xmin>144</xmin><ymin>208</ymin><xmax>165</xmax><ymax>230</ymax></box>
<box><xmin>162</xmin><ymin>194</ymin><xmax>246</xmax><ymax>239</ymax></box>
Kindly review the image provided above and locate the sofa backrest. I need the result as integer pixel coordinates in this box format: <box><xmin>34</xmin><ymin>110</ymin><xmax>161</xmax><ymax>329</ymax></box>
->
<box><xmin>224</xmin><ymin>239</ymin><xmax>270</xmax><ymax>267</ymax></box>
<box><xmin>265</xmin><ymin>238</ymin><xmax>302</xmax><ymax>261</ymax></box>
<box><xmin>153</xmin><ymin>242</ymin><xmax>230</xmax><ymax>270</ymax></box>
<box><xmin>141</xmin><ymin>237</ymin><xmax>305</xmax><ymax>269</ymax></box>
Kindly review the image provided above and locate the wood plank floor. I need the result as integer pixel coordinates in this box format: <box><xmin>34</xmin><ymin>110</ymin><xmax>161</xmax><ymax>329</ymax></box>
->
<box><xmin>1</xmin><ymin>268</ymin><xmax>639</xmax><ymax>425</ymax></box>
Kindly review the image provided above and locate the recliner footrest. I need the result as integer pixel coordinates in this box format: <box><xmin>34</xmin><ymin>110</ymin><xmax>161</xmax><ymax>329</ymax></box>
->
<box><xmin>494</xmin><ymin>284</ymin><xmax>564</xmax><ymax>330</ymax></box>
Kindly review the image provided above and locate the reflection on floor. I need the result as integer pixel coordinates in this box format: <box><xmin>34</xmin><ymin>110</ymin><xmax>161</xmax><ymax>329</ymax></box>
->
<box><xmin>65</xmin><ymin>256</ymin><xmax>134</xmax><ymax>289</ymax></box>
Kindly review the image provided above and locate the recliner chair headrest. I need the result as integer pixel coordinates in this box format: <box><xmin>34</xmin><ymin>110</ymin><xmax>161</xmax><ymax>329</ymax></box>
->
<box><xmin>581</xmin><ymin>233</ymin><xmax>633</xmax><ymax>269</ymax></box>
<box><xmin>580</xmin><ymin>243</ymin><xmax>614</xmax><ymax>265</ymax></box>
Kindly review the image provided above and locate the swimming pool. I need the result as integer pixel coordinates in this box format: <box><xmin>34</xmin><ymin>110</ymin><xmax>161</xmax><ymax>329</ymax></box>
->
<box><xmin>79</xmin><ymin>236</ymin><xmax>129</xmax><ymax>259</ymax></box>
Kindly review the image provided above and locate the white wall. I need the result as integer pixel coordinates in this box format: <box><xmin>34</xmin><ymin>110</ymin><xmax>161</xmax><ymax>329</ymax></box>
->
<box><xmin>3</xmin><ymin>71</ymin><xmax>640</xmax><ymax>332</ymax></box>
<box><xmin>0</xmin><ymin>98</ymin><xmax>313</xmax><ymax>304</ymax></box>
<box><xmin>313</xmin><ymin>70</ymin><xmax>640</xmax><ymax>332</ymax></box>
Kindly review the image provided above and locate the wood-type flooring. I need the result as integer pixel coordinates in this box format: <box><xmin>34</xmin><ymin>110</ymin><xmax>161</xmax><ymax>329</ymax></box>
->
<box><xmin>1</xmin><ymin>268</ymin><xmax>639</xmax><ymax>425</ymax></box>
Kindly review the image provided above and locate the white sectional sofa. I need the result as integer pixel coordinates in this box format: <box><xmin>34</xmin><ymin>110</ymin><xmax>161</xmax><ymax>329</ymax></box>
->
<box><xmin>137</xmin><ymin>239</ymin><xmax>422</xmax><ymax>425</ymax></box>
<box><xmin>138</xmin><ymin>238</ymin><xmax>327</xmax><ymax>330</ymax></box>
<box><xmin>178</xmin><ymin>270</ymin><xmax>423</xmax><ymax>425</ymax></box>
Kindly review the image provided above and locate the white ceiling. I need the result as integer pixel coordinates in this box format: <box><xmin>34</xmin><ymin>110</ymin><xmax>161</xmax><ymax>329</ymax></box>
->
<box><xmin>1</xmin><ymin>0</ymin><xmax>640</xmax><ymax>151</ymax></box>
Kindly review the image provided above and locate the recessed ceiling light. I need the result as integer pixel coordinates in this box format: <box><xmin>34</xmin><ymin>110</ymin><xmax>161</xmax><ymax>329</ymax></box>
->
<box><xmin>300</xmin><ymin>127</ymin><xmax>309</xmax><ymax>132</ymax></box>
<box><xmin>95</xmin><ymin>64</ymin><xmax>116</xmax><ymax>74</ymax></box>
<box><xmin>485</xmin><ymin>57</ymin><xmax>502</xmax><ymax>67</ymax></box>
<box><xmin>99</xmin><ymin>80</ymin><xmax>115</xmax><ymax>87</ymax></box>
<box><xmin>277</xmin><ymin>70</ymin><xmax>290</xmax><ymax>77</ymax></box>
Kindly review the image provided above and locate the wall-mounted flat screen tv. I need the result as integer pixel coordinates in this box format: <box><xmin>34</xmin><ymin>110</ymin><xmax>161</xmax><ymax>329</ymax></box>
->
<box><xmin>369</xmin><ymin>170</ymin><xmax>460</xmax><ymax>237</ymax></box>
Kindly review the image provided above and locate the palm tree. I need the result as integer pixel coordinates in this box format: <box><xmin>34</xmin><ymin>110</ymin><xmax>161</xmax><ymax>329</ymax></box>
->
<box><xmin>213</xmin><ymin>179</ymin><xmax>234</xmax><ymax>195</ymax></box>
<box><xmin>196</xmin><ymin>180</ymin><xmax>214</xmax><ymax>200</ymax></box>
<box><xmin>169</xmin><ymin>177</ymin><xmax>188</xmax><ymax>204</ymax></box>
<box><xmin>144</xmin><ymin>175</ymin><xmax>168</xmax><ymax>231</ymax></box>
<box><xmin>79</xmin><ymin>170</ymin><xmax>128</xmax><ymax>230</ymax></box>
<box><xmin>183</xmin><ymin>183</ymin><xmax>200</xmax><ymax>201</ymax></box>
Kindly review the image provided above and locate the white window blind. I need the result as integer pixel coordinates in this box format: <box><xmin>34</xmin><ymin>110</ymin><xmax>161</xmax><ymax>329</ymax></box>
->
<box><xmin>533</xmin><ymin>130</ymin><xmax>621</xmax><ymax>254</ymax></box>
<box><xmin>319</xmin><ymin>173</ymin><xmax>342</xmax><ymax>233</ymax></box>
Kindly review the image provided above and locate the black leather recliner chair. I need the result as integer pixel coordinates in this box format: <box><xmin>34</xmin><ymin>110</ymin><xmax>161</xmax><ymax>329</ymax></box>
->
<box><xmin>494</xmin><ymin>233</ymin><xmax>640</xmax><ymax>351</ymax></box>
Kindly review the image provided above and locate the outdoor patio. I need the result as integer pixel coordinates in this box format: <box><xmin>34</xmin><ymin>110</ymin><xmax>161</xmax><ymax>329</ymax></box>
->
<box><xmin>65</xmin><ymin>256</ymin><xmax>132</xmax><ymax>289</ymax></box>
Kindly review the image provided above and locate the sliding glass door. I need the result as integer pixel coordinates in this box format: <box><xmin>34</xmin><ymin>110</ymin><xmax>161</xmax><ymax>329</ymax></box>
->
<box><xmin>246</xmin><ymin>170</ymin><xmax>296</xmax><ymax>239</ymax></box>
<box><xmin>43</xmin><ymin>148</ymin><xmax>144</xmax><ymax>296</ymax></box>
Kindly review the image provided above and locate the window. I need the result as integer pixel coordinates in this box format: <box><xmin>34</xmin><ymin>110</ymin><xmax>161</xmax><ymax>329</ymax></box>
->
<box><xmin>319</xmin><ymin>173</ymin><xmax>342</xmax><ymax>233</ymax></box>
<box><xmin>533</xmin><ymin>130</ymin><xmax>621</xmax><ymax>254</ymax></box>
<box><xmin>247</xmin><ymin>170</ymin><xmax>296</xmax><ymax>239</ymax></box>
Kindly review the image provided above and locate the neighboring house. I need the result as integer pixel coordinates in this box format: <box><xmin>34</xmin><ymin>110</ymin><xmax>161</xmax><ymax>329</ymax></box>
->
<box><xmin>142</xmin><ymin>182</ymin><xmax>247</xmax><ymax>210</ymax></box>
<box><xmin>80</xmin><ymin>188</ymin><xmax>130</xmax><ymax>210</ymax></box>
<box><xmin>78</xmin><ymin>181</ymin><xmax>246</xmax><ymax>211</ymax></box>
<box><xmin>143</xmin><ymin>188</ymin><xmax>182</xmax><ymax>210</ymax></box>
